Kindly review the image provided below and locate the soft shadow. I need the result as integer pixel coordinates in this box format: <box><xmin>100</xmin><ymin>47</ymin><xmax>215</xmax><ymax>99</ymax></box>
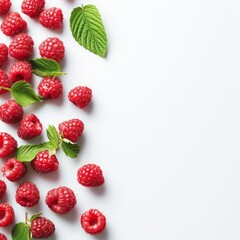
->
<box><xmin>83</xmin><ymin>101</ymin><xmax>94</xmax><ymax>114</ymax></box>
<box><xmin>90</xmin><ymin>185</ymin><xmax>106</xmax><ymax>197</ymax></box>
<box><xmin>1</xmin><ymin>191</ymin><xmax>10</xmax><ymax>203</ymax></box>
<box><xmin>38</xmin><ymin>170</ymin><xmax>61</xmax><ymax>183</ymax></box>
<box><xmin>47</xmin><ymin>95</ymin><xmax>64</xmax><ymax>107</ymax></box>
<box><xmin>56</xmin><ymin>207</ymin><xmax>80</xmax><ymax>223</ymax></box>
<box><xmin>93</xmin><ymin>228</ymin><xmax>109</xmax><ymax>240</ymax></box>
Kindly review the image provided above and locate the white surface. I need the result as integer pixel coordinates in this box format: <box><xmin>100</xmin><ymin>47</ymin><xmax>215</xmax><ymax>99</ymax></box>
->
<box><xmin>1</xmin><ymin>0</ymin><xmax>240</xmax><ymax>239</ymax></box>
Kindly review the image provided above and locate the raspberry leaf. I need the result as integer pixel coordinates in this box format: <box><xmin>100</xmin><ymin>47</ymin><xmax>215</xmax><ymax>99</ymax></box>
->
<box><xmin>16</xmin><ymin>142</ymin><xmax>56</xmax><ymax>162</ymax></box>
<box><xmin>11</xmin><ymin>222</ymin><xmax>30</xmax><ymax>240</ymax></box>
<box><xmin>70</xmin><ymin>5</ymin><xmax>107</xmax><ymax>57</ymax></box>
<box><xmin>61</xmin><ymin>140</ymin><xmax>80</xmax><ymax>158</ymax></box>
<box><xmin>11</xmin><ymin>81</ymin><xmax>43</xmax><ymax>107</ymax></box>
<box><xmin>31</xmin><ymin>58</ymin><xmax>66</xmax><ymax>77</ymax></box>
<box><xmin>30</xmin><ymin>213</ymin><xmax>41</xmax><ymax>223</ymax></box>
<box><xmin>47</xmin><ymin>125</ymin><xmax>59</xmax><ymax>149</ymax></box>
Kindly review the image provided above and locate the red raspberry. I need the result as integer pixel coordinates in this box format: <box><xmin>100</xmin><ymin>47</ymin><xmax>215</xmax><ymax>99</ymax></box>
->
<box><xmin>0</xmin><ymin>69</ymin><xmax>11</xmax><ymax>95</ymax></box>
<box><xmin>68</xmin><ymin>86</ymin><xmax>92</xmax><ymax>109</ymax></box>
<box><xmin>58</xmin><ymin>119</ymin><xmax>84</xmax><ymax>143</ymax></box>
<box><xmin>0</xmin><ymin>180</ymin><xmax>6</xmax><ymax>199</ymax></box>
<box><xmin>39</xmin><ymin>7</ymin><xmax>63</xmax><ymax>29</ymax></box>
<box><xmin>21</xmin><ymin>0</ymin><xmax>45</xmax><ymax>18</ymax></box>
<box><xmin>0</xmin><ymin>0</ymin><xmax>11</xmax><ymax>15</ymax></box>
<box><xmin>39</xmin><ymin>37</ymin><xmax>64</xmax><ymax>62</ymax></box>
<box><xmin>77</xmin><ymin>164</ymin><xmax>105</xmax><ymax>187</ymax></box>
<box><xmin>9</xmin><ymin>61</ymin><xmax>32</xmax><ymax>83</ymax></box>
<box><xmin>0</xmin><ymin>203</ymin><xmax>14</xmax><ymax>227</ymax></box>
<box><xmin>1</xmin><ymin>158</ymin><xmax>27</xmax><ymax>182</ymax></box>
<box><xmin>0</xmin><ymin>100</ymin><xmax>23</xmax><ymax>124</ymax></box>
<box><xmin>17</xmin><ymin>114</ymin><xmax>42</xmax><ymax>140</ymax></box>
<box><xmin>31</xmin><ymin>217</ymin><xmax>55</xmax><ymax>238</ymax></box>
<box><xmin>37</xmin><ymin>77</ymin><xmax>63</xmax><ymax>99</ymax></box>
<box><xmin>9</xmin><ymin>33</ymin><xmax>34</xmax><ymax>60</ymax></box>
<box><xmin>1</xmin><ymin>12</ymin><xmax>27</xmax><ymax>36</ymax></box>
<box><xmin>81</xmin><ymin>209</ymin><xmax>106</xmax><ymax>235</ymax></box>
<box><xmin>0</xmin><ymin>132</ymin><xmax>17</xmax><ymax>158</ymax></box>
<box><xmin>45</xmin><ymin>186</ymin><xmax>76</xmax><ymax>214</ymax></box>
<box><xmin>15</xmin><ymin>182</ymin><xmax>40</xmax><ymax>207</ymax></box>
<box><xmin>31</xmin><ymin>150</ymin><xmax>59</xmax><ymax>173</ymax></box>
<box><xmin>0</xmin><ymin>43</ymin><xmax>8</xmax><ymax>66</ymax></box>
<box><xmin>0</xmin><ymin>233</ymin><xmax>7</xmax><ymax>240</ymax></box>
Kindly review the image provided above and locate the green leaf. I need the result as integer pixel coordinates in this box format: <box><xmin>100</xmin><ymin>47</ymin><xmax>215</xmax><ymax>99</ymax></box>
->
<box><xmin>61</xmin><ymin>140</ymin><xmax>80</xmax><ymax>158</ymax></box>
<box><xmin>31</xmin><ymin>58</ymin><xmax>66</xmax><ymax>77</ymax></box>
<box><xmin>11</xmin><ymin>222</ymin><xmax>30</xmax><ymax>240</ymax></box>
<box><xmin>70</xmin><ymin>5</ymin><xmax>108</xmax><ymax>57</ymax></box>
<box><xmin>47</xmin><ymin>125</ymin><xmax>59</xmax><ymax>149</ymax></box>
<box><xmin>30</xmin><ymin>213</ymin><xmax>41</xmax><ymax>223</ymax></box>
<box><xmin>16</xmin><ymin>142</ymin><xmax>56</xmax><ymax>162</ymax></box>
<box><xmin>11</xmin><ymin>81</ymin><xmax>43</xmax><ymax>107</ymax></box>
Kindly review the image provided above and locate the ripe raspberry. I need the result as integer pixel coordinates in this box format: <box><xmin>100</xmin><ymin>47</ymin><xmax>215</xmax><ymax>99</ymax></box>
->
<box><xmin>39</xmin><ymin>37</ymin><xmax>64</xmax><ymax>62</ymax></box>
<box><xmin>15</xmin><ymin>182</ymin><xmax>40</xmax><ymax>207</ymax></box>
<box><xmin>9</xmin><ymin>33</ymin><xmax>34</xmax><ymax>60</ymax></box>
<box><xmin>1</xmin><ymin>158</ymin><xmax>27</xmax><ymax>182</ymax></box>
<box><xmin>21</xmin><ymin>0</ymin><xmax>45</xmax><ymax>18</ymax></box>
<box><xmin>9</xmin><ymin>61</ymin><xmax>32</xmax><ymax>83</ymax></box>
<box><xmin>0</xmin><ymin>132</ymin><xmax>17</xmax><ymax>158</ymax></box>
<box><xmin>37</xmin><ymin>77</ymin><xmax>63</xmax><ymax>99</ymax></box>
<box><xmin>1</xmin><ymin>12</ymin><xmax>27</xmax><ymax>36</ymax></box>
<box><xmin>0</xmin><ymin>203</ymin><xmax>14</xmax><ymax>227</ymax></box>
<box><xmin>58</xmin><ymin>119</ymin><xmax>84</xmax><ymax>143</ymax></box>
<box><xmin>0</xmin><ymin>180</ymin><xmax>6</xmax><ymax>199</ymax></box>
<box><xmin>0</xmin><ymin>69</ymin><xmax>11</xmax><ymax>95</ymax></box>
<box><xmin>77</xmin><ymin>164</ymin><xmax>105</xmax><ymax>187</ymax></box>
<box><xmin>31</xmin><ymin>217</ymin><xmax>55</xmax><ymax>238</ymax></box>
<box><xmin>81</xmin><ymin>209</ymin><xmax>106</xmax><ymax>235</ymax></box>
<box><xmin>0</xmin><ymin>233</ymin><xmax>7</xmax><ymax>240</ymax></box>
<box><xmin>68</xmin><ymin>86</ymin><xmax>92</xmax><ymax>109</ymax></box>
<box><xmin>0</xmin><ymin>0</ymin><xmax>11</xmax><ymax>15</ymax></box>
<box><xmin>0</xmin><ymin>100</ymin><xmax>23</xmax><ymax>124</ymax></box>
<box><xmin>17</xmin><ymin>114</ymin><xmax>42</xmax><ymax>140</ymax></box>
<box><xmin>31</xmin><ymin>150</ymin><xmax>59</xmax><ymax>173</ymax></box>
<box><xmin>45</xmin><ymin>186</ymin><xmax>76</xmax><ymax>214</ymax></box>
<box><xmin>39</xmin><ymin>7</ymin><xmax>63</xmax><ymax>29</ymax></box>
<box><xmin>0</xmin><ymin>43</ymin><xmax>8</xmax><ymax>66</ymax></box>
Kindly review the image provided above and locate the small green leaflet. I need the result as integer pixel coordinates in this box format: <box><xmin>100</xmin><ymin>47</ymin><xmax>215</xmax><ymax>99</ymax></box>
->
<box><xmin>70</xmin><ymin>5</ymin><xmax>108</xmax><ymax>57</ymax></box>
<box><xmin>30</xmin><ymin>213</ymin><xmax>41</xmax><ymax>223</ymax></box>
<box><xmin>47</xmin><ymin>125</ymin><xmax>59</xmax><ymax>149</ymax></box>
<box><xmin>61</xmin><ymin>140</ymin><xmax>80</xmax><ymax>158</ymax></box>
<box><xmin>11</xmin><ymin>81</ymin><xmax>43</xmax><ymax>107</ymax></box>
<box><xmin>11</xmin><ymin>222</ymin><xmax>30</xmax><ymax>240</ymax></box>
<box><xmin>16</xmin><ymin>142</ymin><xmax>56</xmax><ymax>162</ymax></box>
<box><xmin>31</xmin><ymin>58</ymin><xmax>66</xmax><ymax>77</ymax></box>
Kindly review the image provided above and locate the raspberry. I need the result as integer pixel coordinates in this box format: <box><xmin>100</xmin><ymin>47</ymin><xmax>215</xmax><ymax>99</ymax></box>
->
<box><xmin>31</xmin><ymin>150</ymin><xmax>59</xmax><ymax>173</ymax></box>
<box><xmin>9</xmin><ymin>33</ymin><xmax>34</xmax><ymax>60</ymax></box>
<box><xmin>0</xmin><ymin>233</ymin><xmax>7</xmax><ymax>240</ymax></box>
<box><xmin>39</xmin><ymin>37</ymin><xmax>65</xmax><ymax>62</ymax></box>
<box><xmin>37</xmin><ymin>77</ymin><xmax>63</xmax><ymax>99</ymax></box>
<box><xmin>68</xmin><ymin>86</ymin><xmax>92</xmax><ymax>109</ymax></box>
<box><xmin>0</xmin><ymin>43</ymin><xmax>8</xmax><ymax>66</ymax></box>
<box><xmin>0</xmin><ymin>0</ymin><xmax>11</xmax><ymax>15</ymax></box>
<box><xmin>0</xmin><ymin>180</ymin><xmax>6</xmax><ymax>199</ymax></box>
<box><xmin>0</xmin><ymin>100</ymin><xmax>23</xmax><ymax>124</ymax></box>
<box><xmin>39</xmin><ymin>7</ymin><xmax>63</xmax><ymax>29</ymax></box>
<box><xmin>77</xmin><ymin>164</ymin><xmax>105</xmax><ymax>187</ymax></box>
<box><xmin>0</xmin><ymin>203</ymin><xmax>14</xmax><ymax>227</ymax></box>
<box><xmin>58</xmin><ymin>119</ymin><xmax>84</xmax><ymax>143</ymax></box>
<box><xmin>0</xmin><ymin>69</ymin><xmax>11</xmax><ymax>95</ymax></box>
<box><xmin>81</xmin><ymin>209</ymin><xmax>106</xmax><ymax>235</ymax></box>
<box><xmin>1</xmin><ymin>12</ymin><xmax>27</xmax><ymax>36</ymax></box>
<box><xmin>9</xmin><ymin>61</ymin><xmax>32</xmax><ymax>83</ymax></box>
<box><xmin>31</xmin><ymin>217</ymin><xmax>55</xmax><ymax>238</ymax></box>
<box><xmin>45</xmin><ymin>186</ymin><xmax>76</xmax><ymax>214</ymax></box>
<box><xmin>17</xmin><ymin>114</ymin><xmax>42</xmax><ymax>140</ymax></box>
<box><xmin>15</xmin><ymin>182</ymin><xmax>40</xmax><ymax>207</ymax></box>
<box><xmin>1</xmin><ymin>158</ymin><xmax>27</xmax><ymax>182</ymax></box>
<box><xmin>0</xmin><ymin>132</ymin><xmax>17</xmax><ymax>158</ymax></box>
<box><xmin>21</xmin><ymin>0</ymin><xmax>45</xmax><ymax>18</ymax></box>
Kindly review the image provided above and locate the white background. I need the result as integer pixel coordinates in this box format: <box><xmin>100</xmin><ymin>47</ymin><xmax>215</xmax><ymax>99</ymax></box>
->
<box><xmin>1</xmin><ymin>0</ymin><xmax>240</xmax><ymax>239</ymax></box>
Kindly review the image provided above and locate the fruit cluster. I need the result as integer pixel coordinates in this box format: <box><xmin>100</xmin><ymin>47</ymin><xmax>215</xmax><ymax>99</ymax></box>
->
<box><xmin>0</xmin><ymin>0</ymin><xmax>106</xmax><ymax>239</ymax></box>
